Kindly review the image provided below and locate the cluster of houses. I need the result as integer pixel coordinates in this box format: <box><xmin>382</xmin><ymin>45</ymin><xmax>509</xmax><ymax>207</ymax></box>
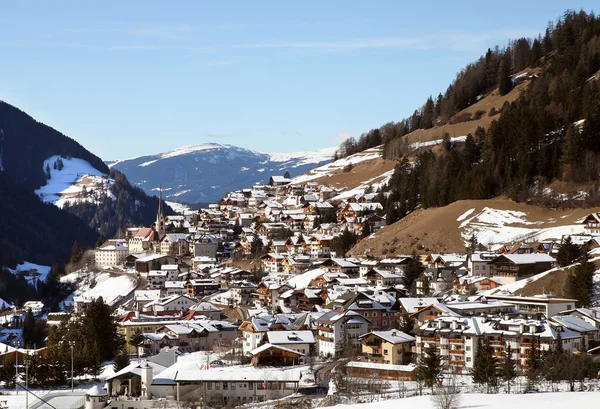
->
<box><xmin>48</xmin><ymin>182</ymin><xmax>600</xmax><ymax>407</ymax></box>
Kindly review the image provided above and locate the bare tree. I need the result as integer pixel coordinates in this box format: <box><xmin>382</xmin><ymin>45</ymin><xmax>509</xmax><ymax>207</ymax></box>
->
<box><xmin>431</xmin><ymin>375</ymin><xmax>461</xmax><ymax>409</ymax></box>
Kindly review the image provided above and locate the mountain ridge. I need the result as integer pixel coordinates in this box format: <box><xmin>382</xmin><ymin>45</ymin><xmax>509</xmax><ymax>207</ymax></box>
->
<box><xmin>108</xmin><ymin>142</ymin><xmax>336</xmax><ymax>203</ymax></box>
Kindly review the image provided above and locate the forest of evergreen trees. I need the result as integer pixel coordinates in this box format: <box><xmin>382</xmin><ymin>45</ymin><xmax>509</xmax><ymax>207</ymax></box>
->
<box><xmin>338</xmin><ymin>10</ymin><xmax>600</xmax><ymax>225</ymax></box>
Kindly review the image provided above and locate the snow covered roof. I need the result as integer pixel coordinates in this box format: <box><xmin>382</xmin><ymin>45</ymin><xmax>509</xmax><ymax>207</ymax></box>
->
<box><xmin>493</xmin><ymin>253</ymin><xmax>555</xmax><ymax>264</ymax></box>
<box><xmin>250</xmin><ymin>343</ymin><xmax>305</xmax><ymax>356</ymax></box>
<box><xmin>106</xmin><ymin>360</ymin><xmax>167</xmax><ymax>381</ymax></box>
<box><xmin>172</xmin><ymin>363</ymin><xmax>308</xmax><ymax>382</ymax></box>
<box><xmin>360</xmin><ymin>330</ymin><xmax>415</xmax><ymax>344</ymax></box>
<box><xmin>398</xmin><ymin>298</ymin><xmax>441</xmax><ymax>313</ymax></box>
<box><xmin>266</xmin><ymin>330</ymin><xmax>316</xmax><ymax>345</ymax></box>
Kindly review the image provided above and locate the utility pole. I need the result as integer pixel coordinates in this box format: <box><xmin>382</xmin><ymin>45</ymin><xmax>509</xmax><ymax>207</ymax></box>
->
<box><xmin>24</xmin><ymin>359</ymin><xmax>30</xmax><ymax>409</ymax></box>
<box><xmin>14</xmin><ymin>341</ymin><xmax>20</xmax><ymax>395</ymax></box>
<box><xmin>69</xmin><ymin>341</ymin><xmax>75</xmax><ymax>392</ymax></box>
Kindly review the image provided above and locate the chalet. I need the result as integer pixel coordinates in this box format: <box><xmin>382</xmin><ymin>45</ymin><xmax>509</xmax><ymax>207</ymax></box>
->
<box><xmin>135</xmin><ymin>254</ymin><xmax>177</xmax><ymax>274</ymax></box>
<box><xmin>364</xmin><ymin>268</ymin><xmax>403</xmax><ymax>287</ymax></box>
<box><xmin>498</xmin><ymin>241</ymin><xmax>535</xmax><ymax>254</ymax></box>
<box><xmin>466</xmin><ymin>252</ymin><xmax>496</xmax><ymax>276</ymax></box>
<box><xmin>253</xmin><ymin>282</ymin><xmax>293</xmax><ymax>310</ymax></box>
<box><xmin>315</xmin><ymin>310</ymin><xmax>370</xmax><ymax>357</ymax></box>
<box><xmin>307</xmin><ymin>234</ymin><xmax>333</xmax><ymax>259</ymax></box>
<box><xmin>186</xmin><ymin>279</ymin><xmax>220</xmax><ymax>297</ymax></box>
<box><xmin>346</xmin><ymin>361</ymin><xmax>416</xmax><ymax>381</ymax></box>
<box><xmin>229</xmin><ymin>281</ymin><xmax>258</xmax><ymax>307</ymax></box>
<box><xmin>239</xmin><ymin>314</ymin><xmax>296</xmax><ymax>355</ymax></box>
<box><xmin>142</xmin><ymin>294</ymin><xmax>198</xmax><ymax>313</ymax></box>
<box><xmin>261</xmin><ymin>253</ymin><xmax>285</xmax><ymax>273</ymax></box>
<box><xmin>582</xmin><ymin>212</ymin><xmax>600</xmax><ymax>235</ymax></box>
<box><xmin>250</xmin><ymin>344</ymin><xmax>304</xmax><ymax>366</ymax></box>
<box><xmin>265</xmin><ymin>330</ymin><xmax>316</xmax><ymax>363</ymax></box>
<box><xmin>360</xmin><ymin>330</ymin><xmax>415</xmax><ymax>365</ymax></box>
<box><xmin>455</xmin><ymin>276</ymin><xmax>502</xmax><ymax>294</ymax></box>
<box><xmin>488</xmin><ymin>253</ymin><xmax>555</xmax><ymax>283</ymax></box>
<box><xmin>320</xmin><ymin>258</ymin><xmax>359</xmax><ymax>275</ymax></box>
<box><xmin>269</xmin><ymin>176</ymin><xmax>291</xmax><ymax>186</ymax></box>
<box><xmin>255</xmin><ymin>223</ymin><xmax>289</xmax><ymax>239</ymax></box>
<box><xmin>281</xmin><ymin>255</ymin><xmax>312</xmax><ymax>275</ymax></box>
<box><xmin>285</xmin><ymin>235</ymin><xmax>307</xmax><ymax>255</ymax></box>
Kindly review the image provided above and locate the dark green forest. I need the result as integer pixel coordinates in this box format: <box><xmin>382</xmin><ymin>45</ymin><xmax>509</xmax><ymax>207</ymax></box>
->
<box><xmin>338</xmin><ymin>10</ymin><xmax>600</xmax><ymax>224</ymax></box>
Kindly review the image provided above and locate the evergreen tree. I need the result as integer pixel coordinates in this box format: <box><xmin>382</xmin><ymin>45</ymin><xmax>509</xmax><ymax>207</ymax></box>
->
<box><xmin>398</xmin><ymin>312</ymin><xmax>414</xmax><ymax>334</ymax></box>
<box><xmin>402</xmin><ymin>253</ymin><xmax>424</xmax><ymax>295</ymax></box>
<box><xmin>113</xmin><ymin>350</ymin><xmax>131</xmax><ymax>372</ymax></box>
<box><xmin>471</xmin><ymin>338</ymin><xmax>498</xmax><ymax>393</ymax></box>
<box><xmin>283</xmin><ymin>170</ymin><xmax>291</xmax><ymax>179</ymax></box>
<box><xmin>70</xmin><ymin>240</ymin><xmax>83</xmax><ymax>264</ymax></box>
<box><xmin>556</xmin><ymin>236</ymin><xmax>581</xmax><ymax>267</ymax></box>
<box><xmin>22</xmin><ymin>308</ymin><xmax>36</xmax><ymax>347</ymax></box>
<box><xmin>82</xmin><ymin>297</ymin><xmax>125</xmax><ymax>362</ymax></box>
<box><xmin>501</xmin><ymin>344</ymin><xmax>517</xmax><ymax>392</ymax></box>
<box><xmin>569</xmin><ymin>251</ymin><xmax>595</xmax><ymax>307</ymax></box>
<box><xmin>0</xmin><ymin>358</ymin><xmax>16</xmax><ymax>388</ymax></box>
<box><xmin>525</xmin><ymin>337</ymin><xmax>542</xmax><ymax>390</ymax></box>
<box><xmin>417</xmin><ymin>344</ymin><xmax>441</xmax><ymax>393</ymax></box>
<box><xmin>498</xmin><ymin>54</ymin><xmax>512</xmax><ymax>96</ymax></box>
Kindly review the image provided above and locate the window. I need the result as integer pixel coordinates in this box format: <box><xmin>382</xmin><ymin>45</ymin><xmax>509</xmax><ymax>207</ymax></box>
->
<box><xmin>466</xmin><ymin>346</ymin><xmax>471</xmax><ymax>351</ymax></box>
<box><xmin>207</xmin><ymin>382</ymin><xmax>212</xmax><ymax>390</ymax></box>
<box><xmin>475</xmin><ymin>266</ymin><xmax>479</xmax><ymax>270</ymax></box>
<box><xmin>466</xmin><ymin>357</ymin><xmax>472</xmax><ymax>362</ymax></box>
<box><xmin>215</xmin><ymin>382</ymin><xmax>220</xmax><ymax>390</ymax></box>
<box><xmin>384</xmin><ymin>349</ymin><xmax>389</xmax><ymax>355</ymax></box>
<box><xmin>223</xmin><ymin>382</ymin><xmax>228</xmax><ymax>390</ymax></box>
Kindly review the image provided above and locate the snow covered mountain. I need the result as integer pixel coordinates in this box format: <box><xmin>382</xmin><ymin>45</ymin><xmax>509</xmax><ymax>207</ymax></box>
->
<box><xmin>108</xmin><ymin>143</ymin><xmax>336</xmax><ymax>203</ymax></box>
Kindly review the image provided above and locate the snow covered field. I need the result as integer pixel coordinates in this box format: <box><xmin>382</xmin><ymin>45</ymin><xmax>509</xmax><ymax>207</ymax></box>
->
<box><xmin>291</xmin><ymin>146</ymin><xmax>383</xmax><ymax>185</ymax></box>
<box><xmin>321</xmin><ymin>392</ymin><xmax>600</xmax><ymax>409</ymax></box>
<box><xmin>457</xmin><ymin>207</ymin><xmax>585</xmax><ymax>248</ymax></box>
<box><xmin>35</xmin><ymin>155</ymin><xmax>114</xmax><ymax>208</ymax></box>
<box><xmin>7</xmin><ymin>262</ymin><xmax>51</xmax><ymax>285</ymax></box>
<box><xmin>61</xmin><ymin>270</ymin><xmax>137</xmax><ymax>307</ymax></box>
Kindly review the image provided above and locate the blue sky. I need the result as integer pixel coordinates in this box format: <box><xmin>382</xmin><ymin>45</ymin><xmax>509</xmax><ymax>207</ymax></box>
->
<box><xmin>0</xmin><ymin>1</ymin><xmax>596</xmax><ymax>160</ymax></box>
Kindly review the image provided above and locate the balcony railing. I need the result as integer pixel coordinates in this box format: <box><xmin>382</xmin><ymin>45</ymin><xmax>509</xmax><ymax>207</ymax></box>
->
<box><xmin>316</xmin><ymin>334</ymin><xmax>334</xmax><ymax>342</ymax></box>
<box><xmin>317</xmin><ymin>326</ymin><xmax>333</xmax><ymax>333</ymax></box>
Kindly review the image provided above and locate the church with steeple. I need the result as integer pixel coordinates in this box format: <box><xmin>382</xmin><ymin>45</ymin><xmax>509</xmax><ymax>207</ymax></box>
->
<box><xmin>155</xmin><ymin>187</ymin><xmax>166</xmax><ymax>237</ymax></box>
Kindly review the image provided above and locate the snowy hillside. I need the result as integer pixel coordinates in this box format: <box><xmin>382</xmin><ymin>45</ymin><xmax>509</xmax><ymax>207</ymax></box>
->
<box><xmin>35</xmin><ymin>155</ymin><xmax>115</xmax><ymax>208</ymax></box>
<box><xmin>61</xmin><ymin>270</ymin><xmax>137</xmax><ymax>307</ymax></box>
<box><xmin>108</xmin><ymin>143</ymin><xmax>335</xmax><ymax>203</ymax></box>
<box><xmin>457</xmin><ymin>207</ymin><xmax>585</xmax><ymax>248</ymax></box>
<box><xmin>291</xmin><ymin>146</ymin><xmax>384</xmax><ymax>185</ymax></box>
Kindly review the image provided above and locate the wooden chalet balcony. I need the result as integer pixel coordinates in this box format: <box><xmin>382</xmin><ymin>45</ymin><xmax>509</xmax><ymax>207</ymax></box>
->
<box><xmin>316</xmin><ymin>334</ymin><xmax>334</xmax><ymax>342</ymax></box>
<box><xmin>317</xmin><ymin>325</ymin><xmax>333</xmax><ymax>333</ymax></box>
<box><xmin>450</xmin><ymin>349</ymin><xmax>465</xmax><ymax>355</ymax></box>
<box><xmin>421</xmin><ymin>337</ymin><xmax>437</xmax><ymax>342</ymax></box>
<box><xmin>520</xmin><ymin>343</ymin><xmax>531</xmax><ymax>348</ymax></box>
<box><xmin>423</xmin><ymin>315</ymin><xmax>439</xmax><ymax>321</ymax></box>
<box><xmin>449</xmin><ymin>360</ymin><xmax>465</xmax><ymax>366</ymax></box>
<box><xmin>493</xmin><ymin>351</ymin><xmax>504</xmax><ymax>357</ymax></box>
<box><xmin>487</xmin><ymin>340</ymin><xmax>503</xmax><ymax>346</ymax></box>
<box><xmin>448</xmin><ymin>338</ymin><xmax>463</xmax><ymax>343</ymax></box>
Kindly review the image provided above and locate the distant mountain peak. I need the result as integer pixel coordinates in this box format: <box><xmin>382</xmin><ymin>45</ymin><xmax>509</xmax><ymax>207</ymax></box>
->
<box><xmin>109</xmin><ymin>143</ymin><xmax>335</xmax><ymax>203</ymax></box>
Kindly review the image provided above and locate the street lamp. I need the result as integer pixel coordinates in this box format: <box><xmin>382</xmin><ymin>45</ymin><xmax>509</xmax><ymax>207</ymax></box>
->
<box><xmin>69</xmin><ymin>341</ymin><xmax>75</xmax><ymax>392</ymax></box>
<box><xmin>24</xmin><ymin>359</ymin><xmax>30</xmax><ymax>409</ymax></box>
<box><xmin>14</xmin><ymin>341</ymin><xmax>20</xmax><ymax>395</ymax></box>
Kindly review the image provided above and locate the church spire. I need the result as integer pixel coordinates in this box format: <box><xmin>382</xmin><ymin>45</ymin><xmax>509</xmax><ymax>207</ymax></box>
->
<box><xmin>156</xmin><ymin>185</ymin><xmax>165</xmax><ymax>236</ymax></box>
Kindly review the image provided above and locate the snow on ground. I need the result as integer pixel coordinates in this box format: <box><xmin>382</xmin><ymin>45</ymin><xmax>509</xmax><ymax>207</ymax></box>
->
<box><xmin>267</xmin><ymin>146</ymin><xmax>337</xmax><ymax>167</ymax></box>
<box><xmin>410</xmin><ymin>135</ymin><xmax>467</xmax><ymax>149</ymax></box>
<box><xmin>165</xmin><ymin>201</ymin><xmax>193</xmax><ymax>214</ymax></box>
<box><xmin>61</xmin><ymin>270</ymin><xmax>136</xmax><ymax>306</ymax></box>
<box><xmin>8</xmin><ymin>262</ymin><xmax>51</xmax><ymax>281</ymax></box>
<box><xmin>35</xmin><ymin>155</ymin><xmax>114</xmax><ymax>208</ymax></box>
<box><xmin>291</xmin><ymin>146</ymin><xmax>383</xmax><ymax>185</ymax></box>
<box><xmin>321</xmin><ymin>392</ymin><xmax>600</xmax><ymax>409</ymax></box>
<box><xmin>332</xmin><ymin>169</ymin><xmax>395</xmax><ymax>201</ymax></box>
<box><xmin>458</xmin><ymin>207</ymin><xmax>585</xmax><ymax>248</ymax></box>
<box><xmin>287</xmin><ymin>268</ymin><xmax>326</xmax><ymax>290</ymax></box>
<box><xmin>456</xmin><ymin>208</ymin><xmax>475</xmax><ymax>222</ymax></box>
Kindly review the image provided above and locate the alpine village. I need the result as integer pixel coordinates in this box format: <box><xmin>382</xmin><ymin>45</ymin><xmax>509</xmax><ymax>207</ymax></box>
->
<box><xmin>4</xmin><ymin>7</ymin><xmax>600</xmax><ymax>409</ymax></box>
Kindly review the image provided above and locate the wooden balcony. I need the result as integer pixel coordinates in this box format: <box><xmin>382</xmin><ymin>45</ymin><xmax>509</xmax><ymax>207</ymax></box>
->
<box><xmin>488</xmin><ymin>340</ymin><xmax>502</xmax><ymax>346</ymax></box>
<box><xmin>421</xmin><ymin>337</ymin><xmax>437</xmax><ymax>342</ymax></box>
<box><xmin>316</xmin><ymin>334</ymin><xmax>334</xmax><ymax>342</ymax></box>
<box><xmin>448</xmin><ymin>338</ymin><xmax>463</xmax><ymax>343</ymax></box>
<box><xmin>317</xmin><ymin>325</ymin><xmax>333</xmax><ymax>333</ymax></box>
<box><xmin>450</xmin><ymin>349</ymin><xmax>465</xmax><ymax>355</ymax></box>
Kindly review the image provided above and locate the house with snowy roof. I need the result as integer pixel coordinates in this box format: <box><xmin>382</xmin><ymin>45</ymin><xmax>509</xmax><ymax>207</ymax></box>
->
<box><xmin>488</xmin><ymin>253</ymin><xmax>555</xmax><ymax>284</ymax></box>
<box><xmin>94</xmin><ymin>239</ymin><xmax>129</xmax><ymax>266</ymax></box>
<box><xmin>360</xmin><ymin>329</ymin><xmax>415</xmax><ymax>365</ymax></box>
<box><xmin>315</xmin><ymin>310</ymin><xmax>370</xmax><ymax>357</ymax></box>
<box><xmin>582</xmin><ymin>212</ymin><xmax>600</xmax><ymax>234</ymax></box>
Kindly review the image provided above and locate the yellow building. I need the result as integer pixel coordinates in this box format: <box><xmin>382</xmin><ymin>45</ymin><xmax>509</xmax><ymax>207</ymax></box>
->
<box><xmin>360</xmin><ymin>330</ymin><xmax>415</xmax><ymax>365</ymax></box>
